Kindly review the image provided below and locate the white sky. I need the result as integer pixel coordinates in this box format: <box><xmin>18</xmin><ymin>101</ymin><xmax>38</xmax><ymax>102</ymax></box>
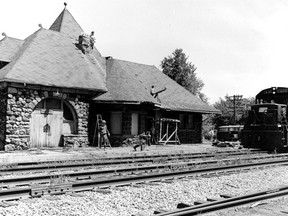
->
<box><xmin>1</xmin><ymin>0</ymin><xmax>288</xmax><ymax>104</ymax></box>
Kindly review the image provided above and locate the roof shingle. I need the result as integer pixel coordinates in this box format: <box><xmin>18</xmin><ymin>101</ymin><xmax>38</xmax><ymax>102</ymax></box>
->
<box><xmin>49</xmin><ymin>8</ymin><xmax>83</xmax><ymax>40</ymax></box>
<box><xmin>95</xmin><ymin>59</ymin><xmax>220</xmax><ymax>114</ymax></box>
<box><xmin>0</xmin><ymin>28</ymin><xmax>107</xmax><ymax>93</ymax></box>
<box><xmin>0</xmin><ymin>37</ymin><xmax>24</xmax><ymax>62</ymax></box>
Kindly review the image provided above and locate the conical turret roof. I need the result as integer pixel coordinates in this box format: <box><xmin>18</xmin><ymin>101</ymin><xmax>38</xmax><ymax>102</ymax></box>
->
<box><xmin>49</xmin><ymin>7</ymin><xmax>83</xmax><ymax>40</ymax></box>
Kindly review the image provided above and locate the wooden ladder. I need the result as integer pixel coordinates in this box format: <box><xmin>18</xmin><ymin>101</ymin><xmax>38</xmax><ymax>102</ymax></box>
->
<box><xmin>92</xmin><ymin>114</ymin><xmax>103</xmax><ymax>148</ymax></box>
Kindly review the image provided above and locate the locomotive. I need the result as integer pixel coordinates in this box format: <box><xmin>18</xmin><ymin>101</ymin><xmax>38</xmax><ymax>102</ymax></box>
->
<box><xmin>241</xmin><ymin>87</ymin><xmax>288</xmax><ymax>152</ymax></box>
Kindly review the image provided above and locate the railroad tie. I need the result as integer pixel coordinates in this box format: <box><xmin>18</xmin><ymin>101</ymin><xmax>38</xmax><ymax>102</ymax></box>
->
<box><xmin>66</xmin><ymin>192</ymin><xmax>86</xmax><ymax>197</ymax></box>
<box><xmin>177</xmin><ymin>202</ymin><xmax>191</xmax><ymax>208</ymax></box>
<box><xmin>206</xmin><ymin>197</ymin><xmax>224</xmax><ymax>201</ymax></box>
<box><xmin>161</xmin><ymin>179</ymin><xmax>174</xmax><ymax>184</ymax></box>
<box><xmin>220</xmin><ymin>194</ymin><xmax>233</xmax><ymax>198</ymax></box>
<box><xmin>130</xmin><ymin>183</ymin><xmax>144</xmax><ymax>188</ymax></box>
<box><xmin>194</xmin><ymin>200</ymin><xmax>209</xmax><ymax>205</ymax></box>
<box><xmin>93</xmin><ymin>188</ymin><xmax>112</xmax><ymax>194</ymax></box>
<box><xmin>154</xmin><ymin>209</ymin><xmax>168</xmax><ymax>214</ymax></box>
<box><xmin>143</xmin><ymin>182</ymin><xmax>160</xmax><ymax>186</ymax></box>
<box><xmin>0</xmin><ymin>201</ymin><xmax>18</xmax><ymax>208</ymax></box>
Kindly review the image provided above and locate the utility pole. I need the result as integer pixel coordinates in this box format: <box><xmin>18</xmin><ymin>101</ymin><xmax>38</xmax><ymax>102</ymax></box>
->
<box><xmin>227</xmin><ymin>95</ymin><xmax>243</xmax><ymax>124</ymax></box>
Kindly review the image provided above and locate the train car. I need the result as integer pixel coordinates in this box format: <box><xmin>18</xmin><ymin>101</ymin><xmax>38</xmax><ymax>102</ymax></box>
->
<box><xmin>216</xmin><ymin>125</ymin><xmax>243</xmax><ymax>142</ymax></box>
<box><xmin>241</xmin><ymin>87</ymin><xmax>288</xmax><ymax>152</ymax></box>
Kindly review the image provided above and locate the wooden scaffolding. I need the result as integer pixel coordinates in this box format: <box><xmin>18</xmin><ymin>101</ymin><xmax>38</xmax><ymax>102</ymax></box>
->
<box><xmin>158</xmin><ymin>118</ymin><xmax>181</xmax><ymax>145</ymax></box>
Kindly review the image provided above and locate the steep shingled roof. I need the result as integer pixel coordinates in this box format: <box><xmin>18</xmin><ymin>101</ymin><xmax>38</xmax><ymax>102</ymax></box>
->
<box><xmin>95</xmin><ymin>59</ymin><xmax>220</xmax><ymax>114</ymax></box>
<box><xmin>49</xmin><ymin>7</ymin><xmax>103</xmax><ymax>63</ymax></box>
<box><xmin>0</xmin><ymin>37</ymin><xmax>24</xmax><ymax>62</ymax></box>
<box><xmin>49</xmin><ymin>7</ymin><xmax>83</xmax><ymax>40</ymax></box>
<box><xmin>0</xmin><ymin>7</ymin><xmax>107</xmax><ymax>94</ymax></box>
<box><xmin>94</xmin><ymin>59</ymin><xmax>154</xmax><ymax>102</ymax></box>
<box><xmin>0</xmin><ymin>28</ymin><xmax>107</xmax><ymax>93</ymax></box>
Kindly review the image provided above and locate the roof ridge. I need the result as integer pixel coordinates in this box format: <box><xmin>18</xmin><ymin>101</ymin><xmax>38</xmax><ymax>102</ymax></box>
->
<box><xmin>0</xmin><ymin>36</ymin><xmax>23</xmax><ymax>43</ymax></box>
<box><xmin>5</xmin><ymin>36</ymin><xmax>23</xmax><ymax>42</ymax></box>
<box><xmin>58</xmin><ymin>8</ymin><xmax>65</xmax><ymax>33</ymax></box>
<box><xmin>112</xmin><ymin>58</ymin><xmax>155</xmax><ymax>68</ymax></box>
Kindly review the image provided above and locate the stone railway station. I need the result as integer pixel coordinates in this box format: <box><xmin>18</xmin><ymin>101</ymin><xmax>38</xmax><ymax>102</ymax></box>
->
<box><xmin>0</xmin><ymin>4</ymin><xmax>219</xmax><ymax>151</ymax></box>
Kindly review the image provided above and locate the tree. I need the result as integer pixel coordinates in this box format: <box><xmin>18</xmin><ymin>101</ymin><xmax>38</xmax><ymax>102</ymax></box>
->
<box><xmin>160</xmin><ymin>49</ymin><xmax>207</xmax><ymax>102</ymax></box>
<box><xmin>212</xmin><ymin>95</ymin><xmax>255</xmax><ymax>128</ymax></box>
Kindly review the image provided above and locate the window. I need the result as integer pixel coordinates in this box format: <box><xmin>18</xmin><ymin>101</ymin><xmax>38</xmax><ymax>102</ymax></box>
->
<box><xmin>35</xmin><ymin>98</ymin><xmax>61</xmax><ymax>110</ymax></box>
<box><xmin>63</xmin><ymin>102</ymin><xmax>74</xmax><ymax>120</ymax></box>
<box><xmin>179</xmin><ymin>114</ymin><xmax>185</xmax><ymax>129</ymax></box>
<box><xmin>188</xmin><ymin>115</ymin><xmax>194</xmax><ymax>129</ymax></box>
<box><xmin>131</xmin><ymin>113</ymin><xmax>139</xmax><ymax>135</ymax></box>
<box><xmin>179</xmin><ymin>114</ymin><xmax>194</xmax><ymax>129</ymax></box>
<box><xmin>46</xmin><ymin>98</ymin><xmax>61</xmax><ymax>110</ymax></box>
<box><xmin>110</xmin><ymin>112</ymin><xmax>122</xmax><ymax>135</ymax></box>
<box><xmin>259</xmin><ymin>107</ymin><xmax>268</xmax><ymax>113</ymax></box>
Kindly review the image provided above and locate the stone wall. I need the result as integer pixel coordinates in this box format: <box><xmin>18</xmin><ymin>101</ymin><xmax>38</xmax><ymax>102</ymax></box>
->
<box><xmin>67</xmin><ymin>99</ymin><xmax>89</xmax><ymax>136</ymax></box>
<box><xmin>64</xmin><ymin>98</ymin><xmax>89</xmax><ymax>147</ymax></box>
<box><xmin>0</xmin><ymin>86</ymin><xmax>7</xmax><ymax>150</ymax></box>
<box><xmin>4</xmin><ymin>87</ymin><xmax>89</xmax><ymax>150</ymax></box>
<box><xmin>6</xmin><ymin>88</ymin><xmax>34</xmax><ymax>150</ymax></box>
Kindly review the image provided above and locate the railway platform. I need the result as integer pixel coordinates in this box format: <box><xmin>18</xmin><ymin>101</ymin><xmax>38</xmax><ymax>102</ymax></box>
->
<box><xmin>0</xmin><ymin>141</ymin><xmax>233</xmax><ymax>164</ymax></box>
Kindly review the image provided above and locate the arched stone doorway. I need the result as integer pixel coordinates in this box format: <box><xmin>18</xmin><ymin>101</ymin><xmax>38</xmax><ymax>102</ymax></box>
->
<box><xmin>30</xmin><ymin>97</ymin><xmax>77</xmax><ymax>147</ymax></box>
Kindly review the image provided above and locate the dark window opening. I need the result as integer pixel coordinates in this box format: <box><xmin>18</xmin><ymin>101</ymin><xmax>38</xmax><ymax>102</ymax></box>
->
<box><xmin>46</xmin><ymin>98</ymin><xmax>61</xmax><ymax>110</ymax></box>
<box><xmin>63</xmin><ymin>102</ymin><xmax>74</xmax><ymax>121</ymax></box>
<box><xmin>35</xmin><ymin>100</ymin><xmax>44</xmax><ymax>109</ymax></box>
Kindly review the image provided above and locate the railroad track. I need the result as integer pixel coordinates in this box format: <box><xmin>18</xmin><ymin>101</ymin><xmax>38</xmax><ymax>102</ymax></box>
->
<box><xmin>9</xmin><ymin>149</ymin><xmax>262</xmax><ymax>166</ymax></box>
<box><xmin>1</xmin><ymin>153</ymin><xmax>288</xmax><ymax>188</ymax></box>
<box><xmin>153</xmin><ymin>185</ymin><xmax>288</xmax><ymax>215</ymax></box>
<box><xmin>0</xmin><ymin>150</ymin><xmax>278</xmax><ymax>173</ymax></box>
<box><xmin>1</xmin><ymin>154</ymin><xmax>287</xmax><ymax>186</ymax></box>
<box><xmin>1</xmin><ymin>158</ymin><xmax>288</xmax><ymax>201</ymax></box>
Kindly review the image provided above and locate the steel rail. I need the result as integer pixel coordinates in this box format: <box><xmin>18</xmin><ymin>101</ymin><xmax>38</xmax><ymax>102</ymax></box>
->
<box><xmin>2</xmin><ymin>149</ymin><xmax>264</xmax><ymax>166</ymax></box>
<box><xmin>155</xmin><ymin>186</ymin><xmax>288</xmax><ymax>215</ymax></box>
<box><xmin>1</xmin><ymin>156</ymin><xmax>288</xmax><ymax>187</ymax></box>
<box><xmin>1</xmin><ymin>158</ymin><xmax>288</xmax><ymax>201</ymax></box>
<box><xmin>70</xmin><ymin>159</ymin><xmax>288</xmax><ymax>192</ymax></box>
<box><xmin>0</xmin><ymin>151</ymin><xmax>277</xmax><ymax>173</ymax></box>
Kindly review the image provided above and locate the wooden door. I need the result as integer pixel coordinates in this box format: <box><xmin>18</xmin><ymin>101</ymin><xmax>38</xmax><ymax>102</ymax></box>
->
<box><xmin>46</xmin><ymin>110</ymin><xmax>62</xmax><ymax>147</ymax></box>
<box><xmin>30</xmin><ymin>110</ymin><xmax>47</xmax><ymax>148</ymax></box>
<box><xmin>30</xmin><ymin>109</ymin><xmax>63</xmax><ymax>148</ymax></box>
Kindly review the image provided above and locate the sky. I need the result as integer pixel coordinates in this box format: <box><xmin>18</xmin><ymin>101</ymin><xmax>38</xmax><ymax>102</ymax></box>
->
<box><xmin>1</xmin><ymin>0</ymin><xmax>288</xmax><ymax>104</ymax></box>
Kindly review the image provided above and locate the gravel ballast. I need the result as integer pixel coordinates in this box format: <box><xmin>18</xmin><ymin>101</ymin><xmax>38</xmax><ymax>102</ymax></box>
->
<box><xmin>1</xmin><ymin>166</ymin><xmax>288</xmax><ymax>216</ymax></box>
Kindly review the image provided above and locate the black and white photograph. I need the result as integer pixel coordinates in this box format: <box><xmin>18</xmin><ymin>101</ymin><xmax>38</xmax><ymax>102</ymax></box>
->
<box><xmin>0</xmin><ymin>0</ymin><xmax>288</xmax><ymax>215</ymax></box>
